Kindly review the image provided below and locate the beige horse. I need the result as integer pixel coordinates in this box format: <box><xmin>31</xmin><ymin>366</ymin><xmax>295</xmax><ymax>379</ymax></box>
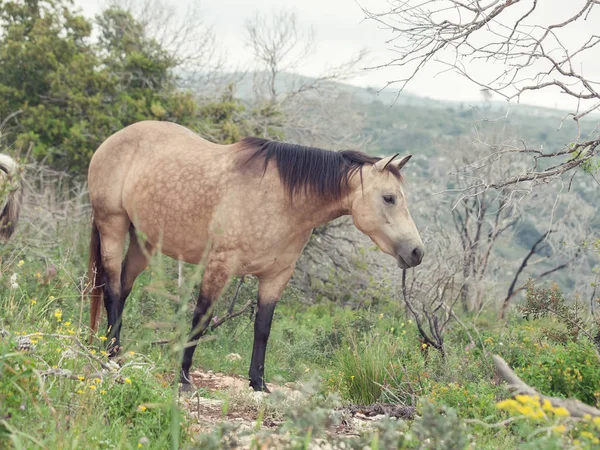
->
<box><xmin>87</xmin><ymin>121</ymin><xmax>424</xmax><ymax>391</ymax></box>
<box><xmin>0</xmin><ymin>154</ymin><xmax>23</xmax><ymax>242</ymax></box>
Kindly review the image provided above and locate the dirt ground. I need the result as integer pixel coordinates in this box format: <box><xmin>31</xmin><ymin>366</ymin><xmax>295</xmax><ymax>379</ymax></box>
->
<box><xmin>180</xmin><ymin>366</ymin><xmax>415</xmax><ymax>449</ymax></box>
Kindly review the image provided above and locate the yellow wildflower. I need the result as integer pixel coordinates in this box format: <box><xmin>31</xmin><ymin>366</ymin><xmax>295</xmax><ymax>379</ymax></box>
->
<box><xmin>515</xmin><ymin>395</ymin><xmax>540</xmax><ymax>406</ymax></box>
<box><xmin>125</xmin><ymin>378</ymin><xmax>132</xmax><ymax>384</ymax></box>
<box><xmin>496</xmin><ymin>399</ymin><xmax>520</xmax><ymax>411</ymax></box>
<box><xmin>100</xmin><ymin>351</ymin><xmax>109</xmax><ymax>356</ymax></box>
<box><xmin>89</xmin><ymin>385</ymin><xmax>96</xmax><ymax>390</ymax></box>
<box><xmin>553</xmin><ymin>407</ymin><xmax>570</xmax><ymax>417</ymax></box>
<box><xmin>421</xmin><ymin>343</ymin><xmax>427</xmax><ymax>349</ymax></box>
<box><xmin>64</xmin><ymin>321</ymin><xmax>71</xmax><ymax>327</ymax></box>
<box><xmin>542</xmin><ymin>399</ymin><xmax>554</xmax><ymax>412</ymax></box>
<box><xmin>520</xmin><ymin>405</ymin><xmax>535</xmax><ymax>417</ymax></box>
<box><xmin>54</xmin><ymin>309</ymin><xmax>62</xmax><ymax>321</ymax></box>
<box><xmin>35</xmin><ymin>272</ymin><xmax>41</xmax><ymax>278</ymax></box>
<box><xmin>552</xmin><ymin>425</ymin><xmax>566</xmax><ymax>434</ymax></box>
<box><xmin>77</xmin><ymin>390</ymin><xmax>84</xmax><ymax>394</ymax></box>
<box><xmin>17</xmin><ymin>260</ymin><xmax>24</xmax><ymax>267</ymax></box>
<box><xmin>78</xmin><ymin>376</ymin><xmax>85</xmax><ymax>381</ymax></box>
<box><xmin>137</xmin><ymin>405</ymin><xmax>147</xmax><ymax>412</ymax></box>
<box><xmin>30</xmin><ymin>299</ymin><xmax>37</xmax><ymax>305</ymax></box>
<box><xmin>593</xmin><ymin>417</ymin><xmax>600</xmax><ymax>427</ymax></box>
<box><xmin>99</xmin><ymin>336</ymin><xmax>108</xmax><ymax>341</ymax></box>
<box><xmin>90</xmin><ymin>350</ymin><xmax>97</xmax><ymax>355</ymax></box>
<box><xmin>531</xmin><ymin>409</ymin><xmax>545</xmax><ymax>419</ymax></box>
<box><xmin>100</xmin><ymin>390</ymin><xmax>107</xmax><ymax>395</ymax></box>
<box><xmin>49</xmin><ymin>296</ymin><xmax>55</xmax><ymax>301</ymax></box>
<box><xmin>581</xmin><ymin>431</ymin><xmax>600</xmax><ymax>444</ymax></box>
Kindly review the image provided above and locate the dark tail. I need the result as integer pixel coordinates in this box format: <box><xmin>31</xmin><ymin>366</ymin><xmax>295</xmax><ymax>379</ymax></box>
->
<box><xmin>0</xmin><ymin>154</ymin><xmax>23</xmax><ymax>241</ymax></box>
<box><xmin>86</xmin><ymin>219</ymin><xmax>105</xmax><ymax>343</ymax></box>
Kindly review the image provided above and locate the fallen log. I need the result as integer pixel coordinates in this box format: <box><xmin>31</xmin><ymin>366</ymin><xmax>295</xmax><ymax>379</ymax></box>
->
<box><xmin>493</xmin><ymin>355</ymin><xmax>600</xmax><ymax>418</ymax></box>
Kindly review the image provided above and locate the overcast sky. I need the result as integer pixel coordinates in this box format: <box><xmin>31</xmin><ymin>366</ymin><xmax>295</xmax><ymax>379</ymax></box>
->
<box><xmin>76</xmin><ymin>0</ymin><xmax>599</xmax><ymax>112</ymax></box>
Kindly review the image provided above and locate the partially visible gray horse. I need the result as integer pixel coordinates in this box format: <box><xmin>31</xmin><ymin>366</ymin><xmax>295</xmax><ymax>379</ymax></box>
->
<box><xmin>0</xmin><ymin>154</ymin><xmax>23</xmax><ymax>241</ymax></box>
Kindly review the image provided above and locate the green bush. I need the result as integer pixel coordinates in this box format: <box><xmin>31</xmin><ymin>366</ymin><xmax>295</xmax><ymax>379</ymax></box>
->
<box><xmin>412</xmin><ymin>402</ymin><xmax>469</xmax><ymax>450</ymax></box>
<box><xmin>426</xmin><ymin>381</ymin><xmax>503</xmax><ymax>420</ymax></box>
<box><xmin>0</xmin><ymin>0</ymin><xmax>258</xmax><ymax>176</ymax></box>
<box><xmin>514</xmin><ymin>341</ymin><xmax>600</xmax><ymax>406</ymax></box>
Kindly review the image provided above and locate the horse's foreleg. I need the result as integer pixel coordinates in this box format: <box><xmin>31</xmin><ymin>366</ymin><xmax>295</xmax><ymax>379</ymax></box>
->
<box><xmin>249</xmin><ymin>267</ymin><xmax>295</xmax><ymax>392</ymax></box>
<box><xmin>180</xmin><ymin>262</ymin><xmax>230</xmax><ymax>389</ymax></box>
<box><xmin>249</xmin><ymin>299</ymin><xmax>276</xmax><ymax>392</ymax></box>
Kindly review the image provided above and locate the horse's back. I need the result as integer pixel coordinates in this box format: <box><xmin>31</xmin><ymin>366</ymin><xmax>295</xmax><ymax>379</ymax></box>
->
<box><xmin>90</xmin><ymin>121</ymin><xmax>220</xmax><ymax>176</ymax></box>
<box><xmin>89</xmin><ymin>121</ymin><xmax>226</xmax><ymax>205</ymax></box>
<box><xmin>88</xmin><ymin>121</ymin><xmax>236</xmax><ymax>261</ymax></box>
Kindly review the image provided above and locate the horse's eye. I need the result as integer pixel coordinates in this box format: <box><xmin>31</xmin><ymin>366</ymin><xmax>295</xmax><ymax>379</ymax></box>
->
<box><xmin>383</xmin><ymin>195</ymin><xmax>396</xmax><ymax>205</ymax></box>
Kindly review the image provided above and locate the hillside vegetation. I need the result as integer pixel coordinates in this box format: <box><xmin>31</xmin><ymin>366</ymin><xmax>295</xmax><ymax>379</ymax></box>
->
<box><xmin>1</xmin><ymin>1</ymin><xmax>600</xmax><ymax>449</ymax></box>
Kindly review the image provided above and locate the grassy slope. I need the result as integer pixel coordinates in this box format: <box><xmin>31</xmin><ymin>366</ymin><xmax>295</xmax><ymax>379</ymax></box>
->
<box><xmin>2</xmin><ymin>230</ymin><xmax>600</xmax><ymax>449</ymax></box>
<box><xmin>1</xmin><ymin>78</ymin><xmax>599</xmax><ymax>447</ymax></box>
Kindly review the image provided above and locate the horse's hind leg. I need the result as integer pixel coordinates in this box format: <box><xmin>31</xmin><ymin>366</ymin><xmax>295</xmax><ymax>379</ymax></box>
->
<box><xmin>95</xmin><ymin>214</ymin><xmax>130</xmax><ymax>355</ymax></box>
<box><xmin>116</xmin><ymin>227</ymin><xmax>154</xmax><ymax>347</ymax></box>
<box><xmin>180</xmin><ymin>260</ymin><xmax>231</xmax><ymax>389</ymax></box>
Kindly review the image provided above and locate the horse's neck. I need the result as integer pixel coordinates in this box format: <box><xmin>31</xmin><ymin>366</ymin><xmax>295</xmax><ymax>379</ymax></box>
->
<box><xmin>291</xmin><ymin>195</ymin><xmax>351</xmax><ymax>232</ymax></box>
<box><xmin>290</xmin><ymin>173</ymin><xmax>366</xmax><ymax>231</ymax></box>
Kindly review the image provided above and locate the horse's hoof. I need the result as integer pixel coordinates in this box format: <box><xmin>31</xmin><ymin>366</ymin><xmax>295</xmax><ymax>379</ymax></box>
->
<box><xmin>179</xmin><ymin>383</ymin><xmax>195</xmax><ymax>394</ymax></box>
<box><xmin>249</xmin><ymin>381</ymin><xmax>271</xmax><ymax>394</ymax></box>
<box><xmin>107</xmin><ymin>344</ymin><xmax>121</xmax><ymax>359</ymax></box>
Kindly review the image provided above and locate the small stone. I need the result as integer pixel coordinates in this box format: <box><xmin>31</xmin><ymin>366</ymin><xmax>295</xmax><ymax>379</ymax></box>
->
<box><xmin>15</xmin><ymin>336</ymin><xmax>35</xmax><ymax>352</ymax></box>
<box><xmin>225</xmin><ymin>353</ymin><xmax>242</xmax><ymax>362</ymax></box>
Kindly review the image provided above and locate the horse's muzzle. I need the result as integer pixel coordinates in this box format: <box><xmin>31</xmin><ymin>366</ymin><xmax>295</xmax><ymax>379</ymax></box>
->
<box><xmin>397</xmin><ymin>245</ymin><xmax>424</xmax><ymax>268</ymax></box>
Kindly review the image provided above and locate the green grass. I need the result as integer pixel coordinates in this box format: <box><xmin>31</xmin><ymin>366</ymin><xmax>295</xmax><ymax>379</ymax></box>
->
<box><xmin>2</xmin><ymin>224</ymin><xmax>600</xmax><ymax>449</ymax></box>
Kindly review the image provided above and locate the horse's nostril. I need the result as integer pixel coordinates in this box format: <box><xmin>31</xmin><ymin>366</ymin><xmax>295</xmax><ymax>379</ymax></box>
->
<box><xmin>412</xmin><ymin>247</ymin><xmax>424</xmax><ymax>265</ymax></box>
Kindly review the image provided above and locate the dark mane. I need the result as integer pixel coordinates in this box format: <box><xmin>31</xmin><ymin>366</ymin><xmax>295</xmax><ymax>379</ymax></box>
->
<box><xmin>239</xmin><ymin>137</ymin><xmax>401</xmax><ymax>201</ymax></box>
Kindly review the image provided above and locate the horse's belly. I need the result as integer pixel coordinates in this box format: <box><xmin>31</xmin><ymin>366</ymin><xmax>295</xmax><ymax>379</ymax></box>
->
<box><xmin>128</xmin><ymin>200</ymin><xmax>212</xmax><ymax>263</ymax></box>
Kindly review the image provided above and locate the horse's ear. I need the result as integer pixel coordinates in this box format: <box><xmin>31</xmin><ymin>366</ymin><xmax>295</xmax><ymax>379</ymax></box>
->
<box><xmin>393</xmin><ymin>154</ymin><xmax>412</xmax><ymax>171</ymax></box>
<box><xmin>373</xmin><ymin>153</ymin><xmax>399</xmax><ymax>172</ymax></box>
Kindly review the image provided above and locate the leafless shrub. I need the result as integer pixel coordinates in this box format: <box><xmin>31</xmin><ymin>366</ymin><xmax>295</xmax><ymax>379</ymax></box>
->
<box><xmin>245</xmin><ymin>9</ymin><xmax>367</xmax><ymax>105</ymax></box>
<box><xmin>243</xmin><ymin>9</ymin><xmax>369</xmax><ymax>144</ymax></box>
<box><xmin>1</xmin><ymin>161</ymin><xmax>89</xmax><ymax>265</ymax></box>
<box><xmin>400</xmin><ymin>228</ymin><xmax>464</xmax><ymax>357</ymax></box>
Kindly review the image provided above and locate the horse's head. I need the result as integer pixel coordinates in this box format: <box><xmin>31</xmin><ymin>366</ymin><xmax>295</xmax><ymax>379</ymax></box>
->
<box><xmin>350</xmin><ymin>154</ymin><xmax>424</xmax><ymax>268</ymax></box>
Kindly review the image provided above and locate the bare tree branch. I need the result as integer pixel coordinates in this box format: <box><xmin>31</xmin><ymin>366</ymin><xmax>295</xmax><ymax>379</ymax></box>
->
<box><xmin>362</xmin><ymin>0</ymin><xmax>600</xmax><ymax>189</ymax></box>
